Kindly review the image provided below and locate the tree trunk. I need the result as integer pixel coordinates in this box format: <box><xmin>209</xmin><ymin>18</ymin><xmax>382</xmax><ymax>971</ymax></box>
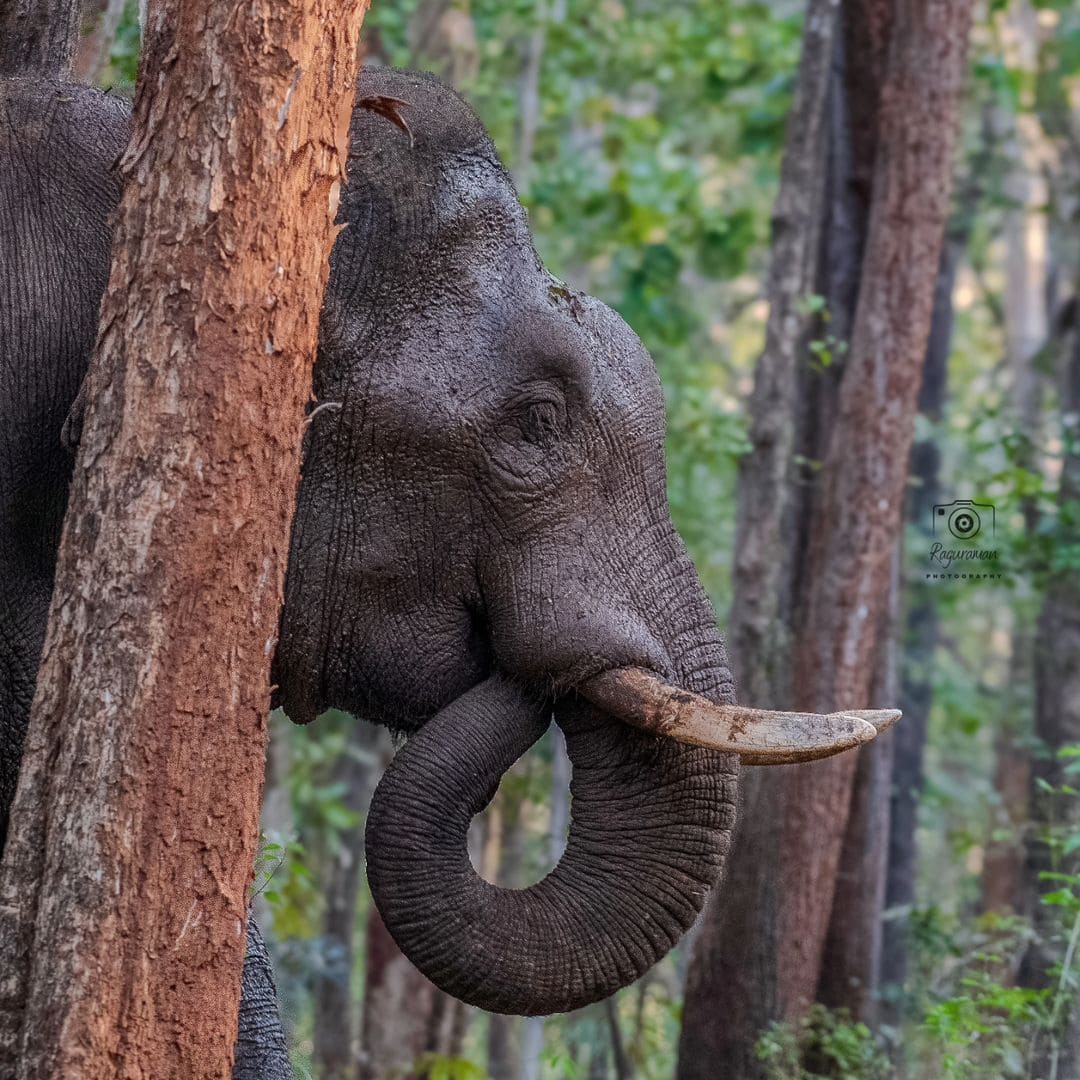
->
<box><xmin>485</xmin><ymin>788</ymin><xmax>524</xmax><ymax>1080</ymax></box>
<box><xmin>487</xmin><ymin>1015</ymin><xmax>520</xmax><ymax>1080</ymax></box>
<box><xmin>678</xmin><ymin>3</ymin><xmax>881</xmax><ymax>1073</ymax></box>
<box><xmin>0</xmin><ymin>0</ymin><xmax>79</xmax><ymax>76</ymax></box>
<box><xmin>678</xmin><ymin>3</ymin><xmax>972</xmax><ymax>1075</ymax></box>
<box><xmin>73</xmin><ymin>0</ymin><xmax>126</xmax><ymax>84</ymax></box>
<box><xmin>880</xmin><ymin>217</ymin><xmax>965</xmax><ymax>1003</ymax></box>
<box><xmin>842</xmin><ymin>118</ymin><xmax>985</xmax><ymax>1016</ymax></box>
<box><xmin>357</xmin><ymin>906</ymin><xmax>469</xmax><ymax>1080</ymax></box>
<box><xmin>519</xmin><ymin>729</ymin><xmax>571</xmax><ymax>1080</ymax></box>
<box><xmin>407</xmin><ymin>0</ymin><xmax>478</xmax><ymax>87</ymax></box>
<box><xmin>312</xmin><ymin>723</ymin><xmax>387</xmax><ymax>1080</ymax></box>
<box><xmin>724</xmin><ymin>0</ymin><xmax>839</xmax><ymax>710</ymax></box>
<box><xmin>1019</xmin><ymin>302</ymin><xmax>1080</xmax><ymax>1079</ymax></box>
<box><xmin>980</xmin><ymin>58</ymin><xmax>1049</xmax><ymax>918</ymax></box>
<box><xmin>817</xmin><ymin>555</ymin><xmax>898</xmax><ymax>1020</ymax></box>
<box><xmin>0</xmin><ymin>0</ymin><xmax>366</xmax><ymax>1074</ymax></box>
<box><xmin>776</xmin><ymin>0</ymin><xmax>972</xmax><ymax>1015</ymax></box>
<box><xmin>604</xmin><ymin>999</ymin><xmax>631</xmax><ymax>1080</ymax></box>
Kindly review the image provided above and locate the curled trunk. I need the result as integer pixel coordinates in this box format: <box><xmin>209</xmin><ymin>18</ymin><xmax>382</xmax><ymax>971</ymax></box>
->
<box><xmin>365</xmin><ymin>675</ymin><xmax>737</xmax><ymax>1015</ymax></box>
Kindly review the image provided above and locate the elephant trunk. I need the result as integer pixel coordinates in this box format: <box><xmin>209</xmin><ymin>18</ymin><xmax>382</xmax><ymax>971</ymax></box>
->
<box><xmin>364</xmin><ymin>674</ymin><xmax>737</xmax><ymax>1015</ymax></box>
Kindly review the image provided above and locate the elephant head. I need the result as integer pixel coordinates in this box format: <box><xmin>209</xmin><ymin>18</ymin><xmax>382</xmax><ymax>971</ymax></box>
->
<box><xmin>271</xmin><ymin>69</ymin><xmax>895</xmax><ymax>1016</ymax></box>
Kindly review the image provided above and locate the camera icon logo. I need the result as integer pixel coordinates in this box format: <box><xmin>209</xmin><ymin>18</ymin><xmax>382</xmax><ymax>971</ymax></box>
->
<box><xmin>933</xmin><ymin>500</ymin><xmax>995</xmax><ymax>541</ymax></box>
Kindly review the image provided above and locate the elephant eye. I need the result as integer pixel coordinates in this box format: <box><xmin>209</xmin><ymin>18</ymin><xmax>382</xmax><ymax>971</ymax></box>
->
<box><xmin>483</xmin><ymin>387</ymin><xmax>575</xmax><ymax>492</ymax></box>
<box><xmin>520</xmin><ymin>400</ymin><xmax>563</xmax><ymax>447</ymax></box>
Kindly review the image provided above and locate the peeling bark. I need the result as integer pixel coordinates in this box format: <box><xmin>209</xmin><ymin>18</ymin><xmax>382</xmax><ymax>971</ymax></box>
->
<box><xmin>0</xmin><ymin>0</ymin><xmax>367</xmax><ymax>1074</ymax></box>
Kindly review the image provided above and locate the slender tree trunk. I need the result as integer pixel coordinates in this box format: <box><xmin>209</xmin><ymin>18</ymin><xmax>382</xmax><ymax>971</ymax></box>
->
<box><xmin>359</xmin><ymin>726</ymin><xmax>482</xmax><ymax>1080</ymax></box>
<box><xmin>313</xmin><ymin>723</ymin><xmax>387</xmax><ymax>1080</ymax></box>
<box><xmin>73</xmin><ymin>0</ymin><xmax>126</xmax><ymax>84</ymax></box>
<box><xmin>357</xmin><ymin>906</ymin><xmax>469</xmax><ymax>1080</ymax></box>
<box><xmin>724</xmin><ymin>0</ymin><xmax>839</xmax><ymax>710</ymax></box>
<box><xmin>0</xmin><ymin>0</ymin><xmax>367</xmax><ymax>1073</ymax></box>
<box><xmin>0</xmin><ymin>0</ymin><xmax>79</xmax><ymax>76</ymax></box>
<box><xmin>604</xmin><ymin>999</ymin><xmax>631</xmax><ymax>1080</ymax></box>
<box><xmin>817</xmin><ymin>555</ymin><xmax>899</xmax><ymax>1020</ymax></box>
<box><xmin>880</xmin><ymin>218</ymin><xmax>965</xmax><ymax>1002</ymax></box>
<box><xmin>253</xmin><ymin>712</ymin><xmax>297</xmax><ymax>935</ymax></box>
<box><xmin>519</xmin><ymin>730</ymin><xmax>570</xmax><ymax>1080</ymax></box>
<box><xmin>486</xmin><ymin>788</ymin><xmax>524</xmax><ymax>1080</ymax></box>
<box><xmin>407</xmin><ymin>0</ymin><xmax>477</xmax><ymax>86</ymax></box>
<box><xmin>487</xmin><ymin>1015</ymin><xmax>520</xmax><ymax>1080</ymax></box>
<box><xmin>1020</xmin><ymin>307</ymin><xmax>1080</xmax><ymax>1080</ymax></box>
<box><xmin>981</xmin><ymin>62</ymin><xmax>1049</xmax><ymax>917</ymax></box>
<box><xmin>513</xmin><ymin>0</ymin><xmax>564</xmax><ymax>194</ymax></box>
<box><xmin>809</xmin><ymin>3</ymin><xmax>897</xmax><ymax>1013</ymax></box>
<box><xmin>1017</xmin><ymin>13</ymin><xmax>1080</xmax><ymax>1067</ymax></box>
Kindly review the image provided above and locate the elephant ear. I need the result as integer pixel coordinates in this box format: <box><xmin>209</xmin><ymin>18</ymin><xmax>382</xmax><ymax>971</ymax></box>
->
<box><xmin>357</xmin><ymin>94</ymin><xmax>414</xmax><ymax>147</ymax></box>
<box><xmin>61</xmin><ymin>378</ymin><xmax>88</xmax><ymax>452</ymax></box>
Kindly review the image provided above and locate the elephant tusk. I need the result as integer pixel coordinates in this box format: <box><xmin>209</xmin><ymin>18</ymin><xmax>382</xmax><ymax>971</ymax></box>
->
<box><xmin>841</xmin><ymin>709</ymin><xmax>902</xmax><ymax>737</ymax></box>
<box><xmin>580</xmin><ymin>668</ymin><xmax>900</xmax><ymax>765</ymax></box>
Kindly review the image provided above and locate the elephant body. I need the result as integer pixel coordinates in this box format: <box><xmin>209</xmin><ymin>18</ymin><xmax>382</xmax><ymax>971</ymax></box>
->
<box><xmin>1</xmin><ymin>66</ymin><xmax>742</xmax><ymax>1052</ymax></box>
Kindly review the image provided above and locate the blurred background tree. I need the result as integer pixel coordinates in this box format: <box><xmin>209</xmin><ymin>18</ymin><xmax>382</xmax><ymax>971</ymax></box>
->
<box><xmin>78</xmin><ymin>0</ymin><xmax>1080</xmax><ymax>1076</ymax></box>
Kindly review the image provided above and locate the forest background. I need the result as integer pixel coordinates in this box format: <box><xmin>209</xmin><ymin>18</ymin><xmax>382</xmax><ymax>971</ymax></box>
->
<box><xmin>70</xmin><ymin>0</ymin><xmax>1080</xmax><ymax>1077</ymax></box>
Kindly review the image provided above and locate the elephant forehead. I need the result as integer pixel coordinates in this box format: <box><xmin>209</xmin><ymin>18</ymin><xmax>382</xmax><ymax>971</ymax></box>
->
<box><xmin>421</xmin><ymin>186</ymin><xmax>537</xmax><ymax>289</ymax></box>
<box><xmin>356</xmin><ymin>286</ymin><xmax>665</xmax><ymax>438</ymax></box>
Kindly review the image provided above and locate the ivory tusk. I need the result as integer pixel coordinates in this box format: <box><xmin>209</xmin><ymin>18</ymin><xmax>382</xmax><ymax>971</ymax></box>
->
<box><xmin>581</xmin><ymin>667</ymin><xmax>899</xmax><ymax>766</ymax></box>
<box><xmin>843</xmin><ymin>709</ymin><xmax>902</xmax><ymax>737</ymax></box>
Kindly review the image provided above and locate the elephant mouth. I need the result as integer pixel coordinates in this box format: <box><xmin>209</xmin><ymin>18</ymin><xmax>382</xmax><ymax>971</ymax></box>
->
<box><xmin>363</xmin><ymin>660</ymin><xmax>898</xmax><ymax>1016</ymax></box>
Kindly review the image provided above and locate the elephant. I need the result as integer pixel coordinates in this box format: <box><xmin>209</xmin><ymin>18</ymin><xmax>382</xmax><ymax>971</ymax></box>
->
<box><xmin>0</xmin><ymin>65</ymin><xmax>895</xmax><ymax>1061</ymax></box>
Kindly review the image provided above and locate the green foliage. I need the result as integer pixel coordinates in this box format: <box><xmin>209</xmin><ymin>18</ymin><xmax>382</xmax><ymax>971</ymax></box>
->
<box><xmin>411</xmin><ymin>1053</ymin><xmax>486</xmax><ymax>1080</ymax></box>
<box><xmin>756</xmin><ymin>1006</ymin><xmax>890</xmax><ymax>1080</ymax></box>
<box><xmin>920</xmin><ymin>932</ymin><xmax>1050</xmax><ymax>1078</ymax></box>
<box><xmin>887</xmin><ymin>753</ymin><xmax>1080</xmax><ymax>1078</ymax></box>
